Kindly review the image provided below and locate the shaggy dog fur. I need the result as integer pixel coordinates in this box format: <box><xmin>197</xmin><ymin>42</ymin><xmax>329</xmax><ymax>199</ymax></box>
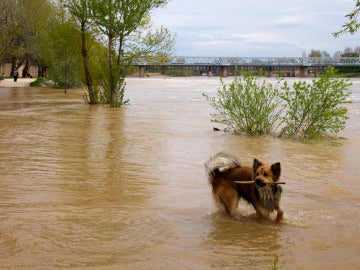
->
<box><xmin>205</xmin><ymin>152</ymin><xmax>283</xmax><ymax>221</ymax></box>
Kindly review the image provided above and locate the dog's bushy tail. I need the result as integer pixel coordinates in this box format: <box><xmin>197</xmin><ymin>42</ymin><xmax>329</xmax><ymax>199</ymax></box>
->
<box><xmin>205</xmin><ymin>152</ymin><xmax>241</xmax><ymax>184</ymax></box>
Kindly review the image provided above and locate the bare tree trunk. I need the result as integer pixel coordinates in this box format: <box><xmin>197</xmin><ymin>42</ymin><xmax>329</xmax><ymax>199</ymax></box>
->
<box><xmin>64</xmin><ymin>46</ymin><xmax>68</xmax><ymax>94</ymax></box>
<box><xmin>81</xmin><ymin>22</ymin><xmax>96</xmax><ymax>104</ymax></box>
<box><xmin>109</xmin><ymin>34</ymin><xmax>116</xmax><ymax>107</ymax></box>
<box><xmin>38</xmin><ymin>63</ymin><xmax>46</xmax><ymax>77</ymax></box>
<box><xmin>108</xmin><ymin>0</ymin><xmax>116</xmax><ymax>107</ymax></box>
<box><xmin>22</xmin><ymin>53</ymin><xmax>30</xmax><ymax>78</ymax></box>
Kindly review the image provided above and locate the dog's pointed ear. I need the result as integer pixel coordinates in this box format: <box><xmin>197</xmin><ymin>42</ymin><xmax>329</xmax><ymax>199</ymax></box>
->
<box><xmin>253</xmin><ymin>159</ymin><xmax>263</xmax><ymax>173</ymax></box>
<box><xmin>271</xmin><ymin>162</ymin><xmax>281</xmax><ymax>180</ymax></box>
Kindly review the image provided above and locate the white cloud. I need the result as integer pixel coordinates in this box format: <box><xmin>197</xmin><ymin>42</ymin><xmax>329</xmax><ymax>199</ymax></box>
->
<box><xmin>274</xmin><ymin>16</ymin><xmax>302</xmax><ymax>27</ymax></box>
<box><xmin>232</xmin><ymin>32</ymin><xmax>282</xmax><ymax>44</ymax></box>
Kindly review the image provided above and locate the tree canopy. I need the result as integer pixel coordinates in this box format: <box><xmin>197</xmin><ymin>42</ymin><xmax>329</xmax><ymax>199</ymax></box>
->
<box><xmin>0</xmin><ymin>0</ymin><xmax>54</xmax><ymax>75</ymax></box>
<box><xmin>333</xmin><ymin>0</ymin><xmax>360</xmax><ymax>37</ymax></box>
<box><xmin>0</xmin><ymin>0</ymin><xmax>175</xmax><ymax>106</ymax></box>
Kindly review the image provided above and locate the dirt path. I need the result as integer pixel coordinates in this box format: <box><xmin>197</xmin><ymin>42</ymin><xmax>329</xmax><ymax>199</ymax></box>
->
<box><xmin>0</xmin><ymin>78</ymin><xmax>36</xmax><ymax>88</ymax></box>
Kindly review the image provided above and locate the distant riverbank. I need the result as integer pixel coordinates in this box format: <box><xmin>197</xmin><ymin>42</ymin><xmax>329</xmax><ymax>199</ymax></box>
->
<box><xmin>0</xmin><ymin>78</ymin><xmax>36</xmax><ymax>88</ymax></box>
<box><xmin>0</xmin><ymin>72</ymin><xmax>358</xmax><ymax>90</ymax></box>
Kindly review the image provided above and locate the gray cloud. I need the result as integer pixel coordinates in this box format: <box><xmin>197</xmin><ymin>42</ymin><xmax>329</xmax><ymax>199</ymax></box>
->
<box><xmin>153</xmin><ymin>0</ymin><xmax>359</xmax><ymax>57</ymax></box>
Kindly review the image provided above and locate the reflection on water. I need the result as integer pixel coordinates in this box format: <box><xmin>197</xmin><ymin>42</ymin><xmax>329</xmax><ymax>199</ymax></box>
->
<box><xmin>0</xmin><ymin>77</ymin><xmax>359</xmax><ymax>269</ymax></box>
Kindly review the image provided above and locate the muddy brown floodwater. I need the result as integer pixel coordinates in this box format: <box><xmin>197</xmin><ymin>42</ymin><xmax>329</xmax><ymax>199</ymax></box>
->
<box><xmin>0</xmin><ymin>77</ymin><xmax>359</xmax><ymax>269</ymax></box>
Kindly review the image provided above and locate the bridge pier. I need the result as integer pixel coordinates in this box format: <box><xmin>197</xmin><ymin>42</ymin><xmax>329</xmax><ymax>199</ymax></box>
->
<box><xmin>220</xmin><ymin>66</ymin><xmax>228</xmax><ymax>77</ymax></box>
<box><xmin>295</xmin><ymin>66</ymin><xmax>309</xmax><ymax>77</ymax></box>
<box><xmin>161</xmin><ymin>65</ymin><xmax>167</xmax><ymax>75</ymax></box>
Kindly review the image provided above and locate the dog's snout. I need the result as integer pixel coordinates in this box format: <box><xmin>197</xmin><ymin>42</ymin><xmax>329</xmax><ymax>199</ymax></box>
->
<box><xmin>255</xmin><ymin>178</ymin><xmax>266</xmax><ymax>187</ymax></box>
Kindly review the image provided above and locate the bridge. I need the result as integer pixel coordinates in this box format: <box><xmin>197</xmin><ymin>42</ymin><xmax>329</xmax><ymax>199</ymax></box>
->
<box><xmin>135</xmin><ymin>56</ymin><xmax>360</xmax><ymax>77</ymax></box>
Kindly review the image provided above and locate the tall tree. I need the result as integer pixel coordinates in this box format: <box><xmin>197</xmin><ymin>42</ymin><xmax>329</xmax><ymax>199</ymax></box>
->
<box><xmin>47</xmin><ymin>20</ymin><xmax>82</xmax><ymax>91</ymax></box>
<box><xmin>0</xmin><ymin>0</ymin><xmax>55</xmax><ymax>76</ymax></box>
<box><xmin>0</xmin><ymin>0</ymin><xmax>18</xmax><ymax>63</ymax></box>
<box><xmin>64</xmin><ymin>0</ymin><xmax>98</xmax><ymax>104</ymax></box>
<box><xmin>308</xmin><ymin>50</ymin><xmax>322</xmax><ymax>57</ymax></box>
<box><xmin>90</xmin><ymin>0</ymin><xmax>174</xmax><ymax>107</ymax></box>
<box><xmin>0</xmin><ymin>0</ymin><xmax>25</xmax><ymax>72</ymax></box>
<box><xmin>19</xmin><ymin>0</ymin><xmax>54</xmax><ymax>77</ymax></box>
<box><xmin>62</xmin><ymin>0</ymin><xmax>175</xmax><ymax>106</ymax></box>
<box><xmin>308</xmin><ymin>49</ymin><xmax>330</xmax><ymax>58</ymax></box>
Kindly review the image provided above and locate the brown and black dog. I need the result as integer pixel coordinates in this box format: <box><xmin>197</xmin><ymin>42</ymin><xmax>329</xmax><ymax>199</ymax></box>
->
<box><xmin>205</xmin><ymin>152</ymin><xmax>283</xmax><ymax>221</ymax></box>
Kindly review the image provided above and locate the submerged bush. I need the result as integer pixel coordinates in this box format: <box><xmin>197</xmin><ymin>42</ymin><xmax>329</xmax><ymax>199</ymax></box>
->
<box><xmin>270</xmin><ymin>256</ymin><xmax>280</xmax><ymax>270</ymax></box>
<box><xmin>280</xmin><ymin>67</ymin><xmax>352</xmax><ymax>139</ymax></box>
<box><xmin>203</xmin><ymin>75</ymin><xmax>282</xmax><ymax>136</ymax></box>
<box><xmin>204</xmin><ymin>67</ymin><xmax>352</xmax><ymax>140</ymax></box>
<box><xmin>47</xmin><ymin>58</ymin><xmax>82</xmax><ymax>89</ymax></box>
<box><xmin>29</xmin><ymin>77</ymin><xmax>46</xmax><ymax>87</ymax></box>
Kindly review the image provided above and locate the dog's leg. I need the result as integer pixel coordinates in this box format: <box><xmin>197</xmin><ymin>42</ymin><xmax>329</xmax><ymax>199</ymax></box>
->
<box><xmin>218</xmin><ymin>189</ymin><xmax>239</xmax><ymax>217</ymax></box>
<box><xmin>255</xmin><ymin>206</ymin><xmax>270</xmax><ymax>219</ymax></box>
<box><xmin>226</xmin><ymin>198</ymin><xmax>239</xmax><ymax>217</ymax></box>
<box><xmin>222</xmin><ymin>196</ymin><xmax>239</xmax><ymax>217</ymax></box>
<box><xmin>276</xmin><ymin>207</ymin><xmax>284</xmax><ymax>222</ymax></box>
<box><xmin>213</xmin><ymin>180</ymin><xmax>240</xmax><ymax>217</ymax></box>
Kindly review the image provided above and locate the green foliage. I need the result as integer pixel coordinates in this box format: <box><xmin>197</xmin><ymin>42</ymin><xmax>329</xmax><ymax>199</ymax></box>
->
<box><xmin>84</xmin><ymin>0</ymin><xmax>173</xmax><ymax>107</ymax></box>
<box><xmin>2</xmin><ymin>0</ymin><xmax>174</xmax><ymax>105</ymax></box>
<box><xmin>270</xmin><ymin>256</ymin><xmax>280</xmax><ymax>270</ymax></box>
<box><xmin>308</xmin><ymin>49</ymin><xmax>330</xmax><ymax>58</ymax></box>
<box><xmin>46</xmin><ymin>21</ymin><xmax>83</xmax><ymax>90</ymax></box>
<box><xmin>204</xmin><ymin>67</ymin><xmax>352</xmax><ymax>140</ymax></box>
<box><xmin>335</xmin><ymin>66</ymin><xmax>360</xmax><ymax>77</ymax></box>
<box><xmin>279</xmin><ymin>67</ymin><xmax>352</xmax><ymax>139</ymax></box>
<box><xmin>29</xmin><ymin>77</ymin><xmax>46</xmax><ymax>87</ymax></box>
<box><xmin>47</xmin><ymin>58</ymin><xmax>82</xmax><ymax>89</ymax></box>
<box><xmin>97</xmin><ymin>65</ymin><xmax>129</xmax><ymax>106</ymax></box>
<box><xmin>0</xmin><ymin>0</ymin><xmax>18</xmax><ymax>62</ymax></box>
<box><xmin>0</xmin><ymin>0</ymin><xmax>54</xmax><ymax>75</ymax></box>
<box><xmin>203</xmin><ymin>75</ymin><xmax>282</xmax><ymax>136</ymax></box>
<box><xmin>333</xmin><ymin>0</ymin><xmax>360</xmax><ymax>37</ymax></box>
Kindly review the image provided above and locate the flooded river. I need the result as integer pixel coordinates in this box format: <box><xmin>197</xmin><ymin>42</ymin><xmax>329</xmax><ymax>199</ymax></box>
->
<box><xmin>0</xmin><ymin>77</ymin><xmax>359</xmax><ymax>269</ymax></box>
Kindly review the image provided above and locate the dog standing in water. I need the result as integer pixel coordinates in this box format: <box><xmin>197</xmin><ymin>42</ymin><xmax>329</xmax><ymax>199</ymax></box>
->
<box><xmin>205</xmin><ymin>152</ymin><xmax>284</xmax><ymax>221</ymax></box>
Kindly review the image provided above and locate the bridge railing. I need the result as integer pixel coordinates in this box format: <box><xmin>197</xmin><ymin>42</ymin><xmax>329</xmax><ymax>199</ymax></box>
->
<box><xmin>133</xmin><ymin>56</ymin><xmax>360</xmax><ymax>66</ymax></box>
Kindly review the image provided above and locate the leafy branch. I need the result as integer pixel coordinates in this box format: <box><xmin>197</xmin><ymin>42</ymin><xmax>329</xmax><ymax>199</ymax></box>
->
<box><xmin>333</xmin><ymin>0</ymin><xmax>360</xmax><ymax>37</ymax></box>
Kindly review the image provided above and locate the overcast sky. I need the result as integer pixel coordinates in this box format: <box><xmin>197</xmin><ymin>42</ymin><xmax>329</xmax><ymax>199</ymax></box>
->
<box><xmin>152</xmin><ymin>0</ymin><xmax>359</xmax><ymax>57</ymax></box>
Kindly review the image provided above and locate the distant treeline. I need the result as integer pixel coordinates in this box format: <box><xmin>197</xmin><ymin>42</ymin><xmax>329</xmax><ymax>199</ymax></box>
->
<box><xmin>335</xmin><ymin>66</ymin><xmax>360</xmax><ymax>77</ymax></box>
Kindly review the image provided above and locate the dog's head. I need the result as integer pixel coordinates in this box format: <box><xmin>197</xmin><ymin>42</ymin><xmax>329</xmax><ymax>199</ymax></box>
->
<box><xmin>253</xmin><ymin>159</ymin><xmax>281</xmax><ymax>187</ymax></box>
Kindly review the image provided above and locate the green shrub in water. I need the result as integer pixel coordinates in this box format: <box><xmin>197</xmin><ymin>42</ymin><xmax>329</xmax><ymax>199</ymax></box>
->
<box><xmin>269</xmin><ymin>256</ymin><xmax>280</xmax><ymax>270</ymax></box>
<box><xmin>280</xmin><ymin>66</ymin><xmax>352</xmax><ymax>139</ymax></box>
<box><xmin>203</xmin><ymin>67</ymin><xmax>352</xmax><ymax>140</ymax></box>
<box><xmin>203</xmin><ymin>74</ymin><xmax>283</xmax><ymax>136</ymax></box>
